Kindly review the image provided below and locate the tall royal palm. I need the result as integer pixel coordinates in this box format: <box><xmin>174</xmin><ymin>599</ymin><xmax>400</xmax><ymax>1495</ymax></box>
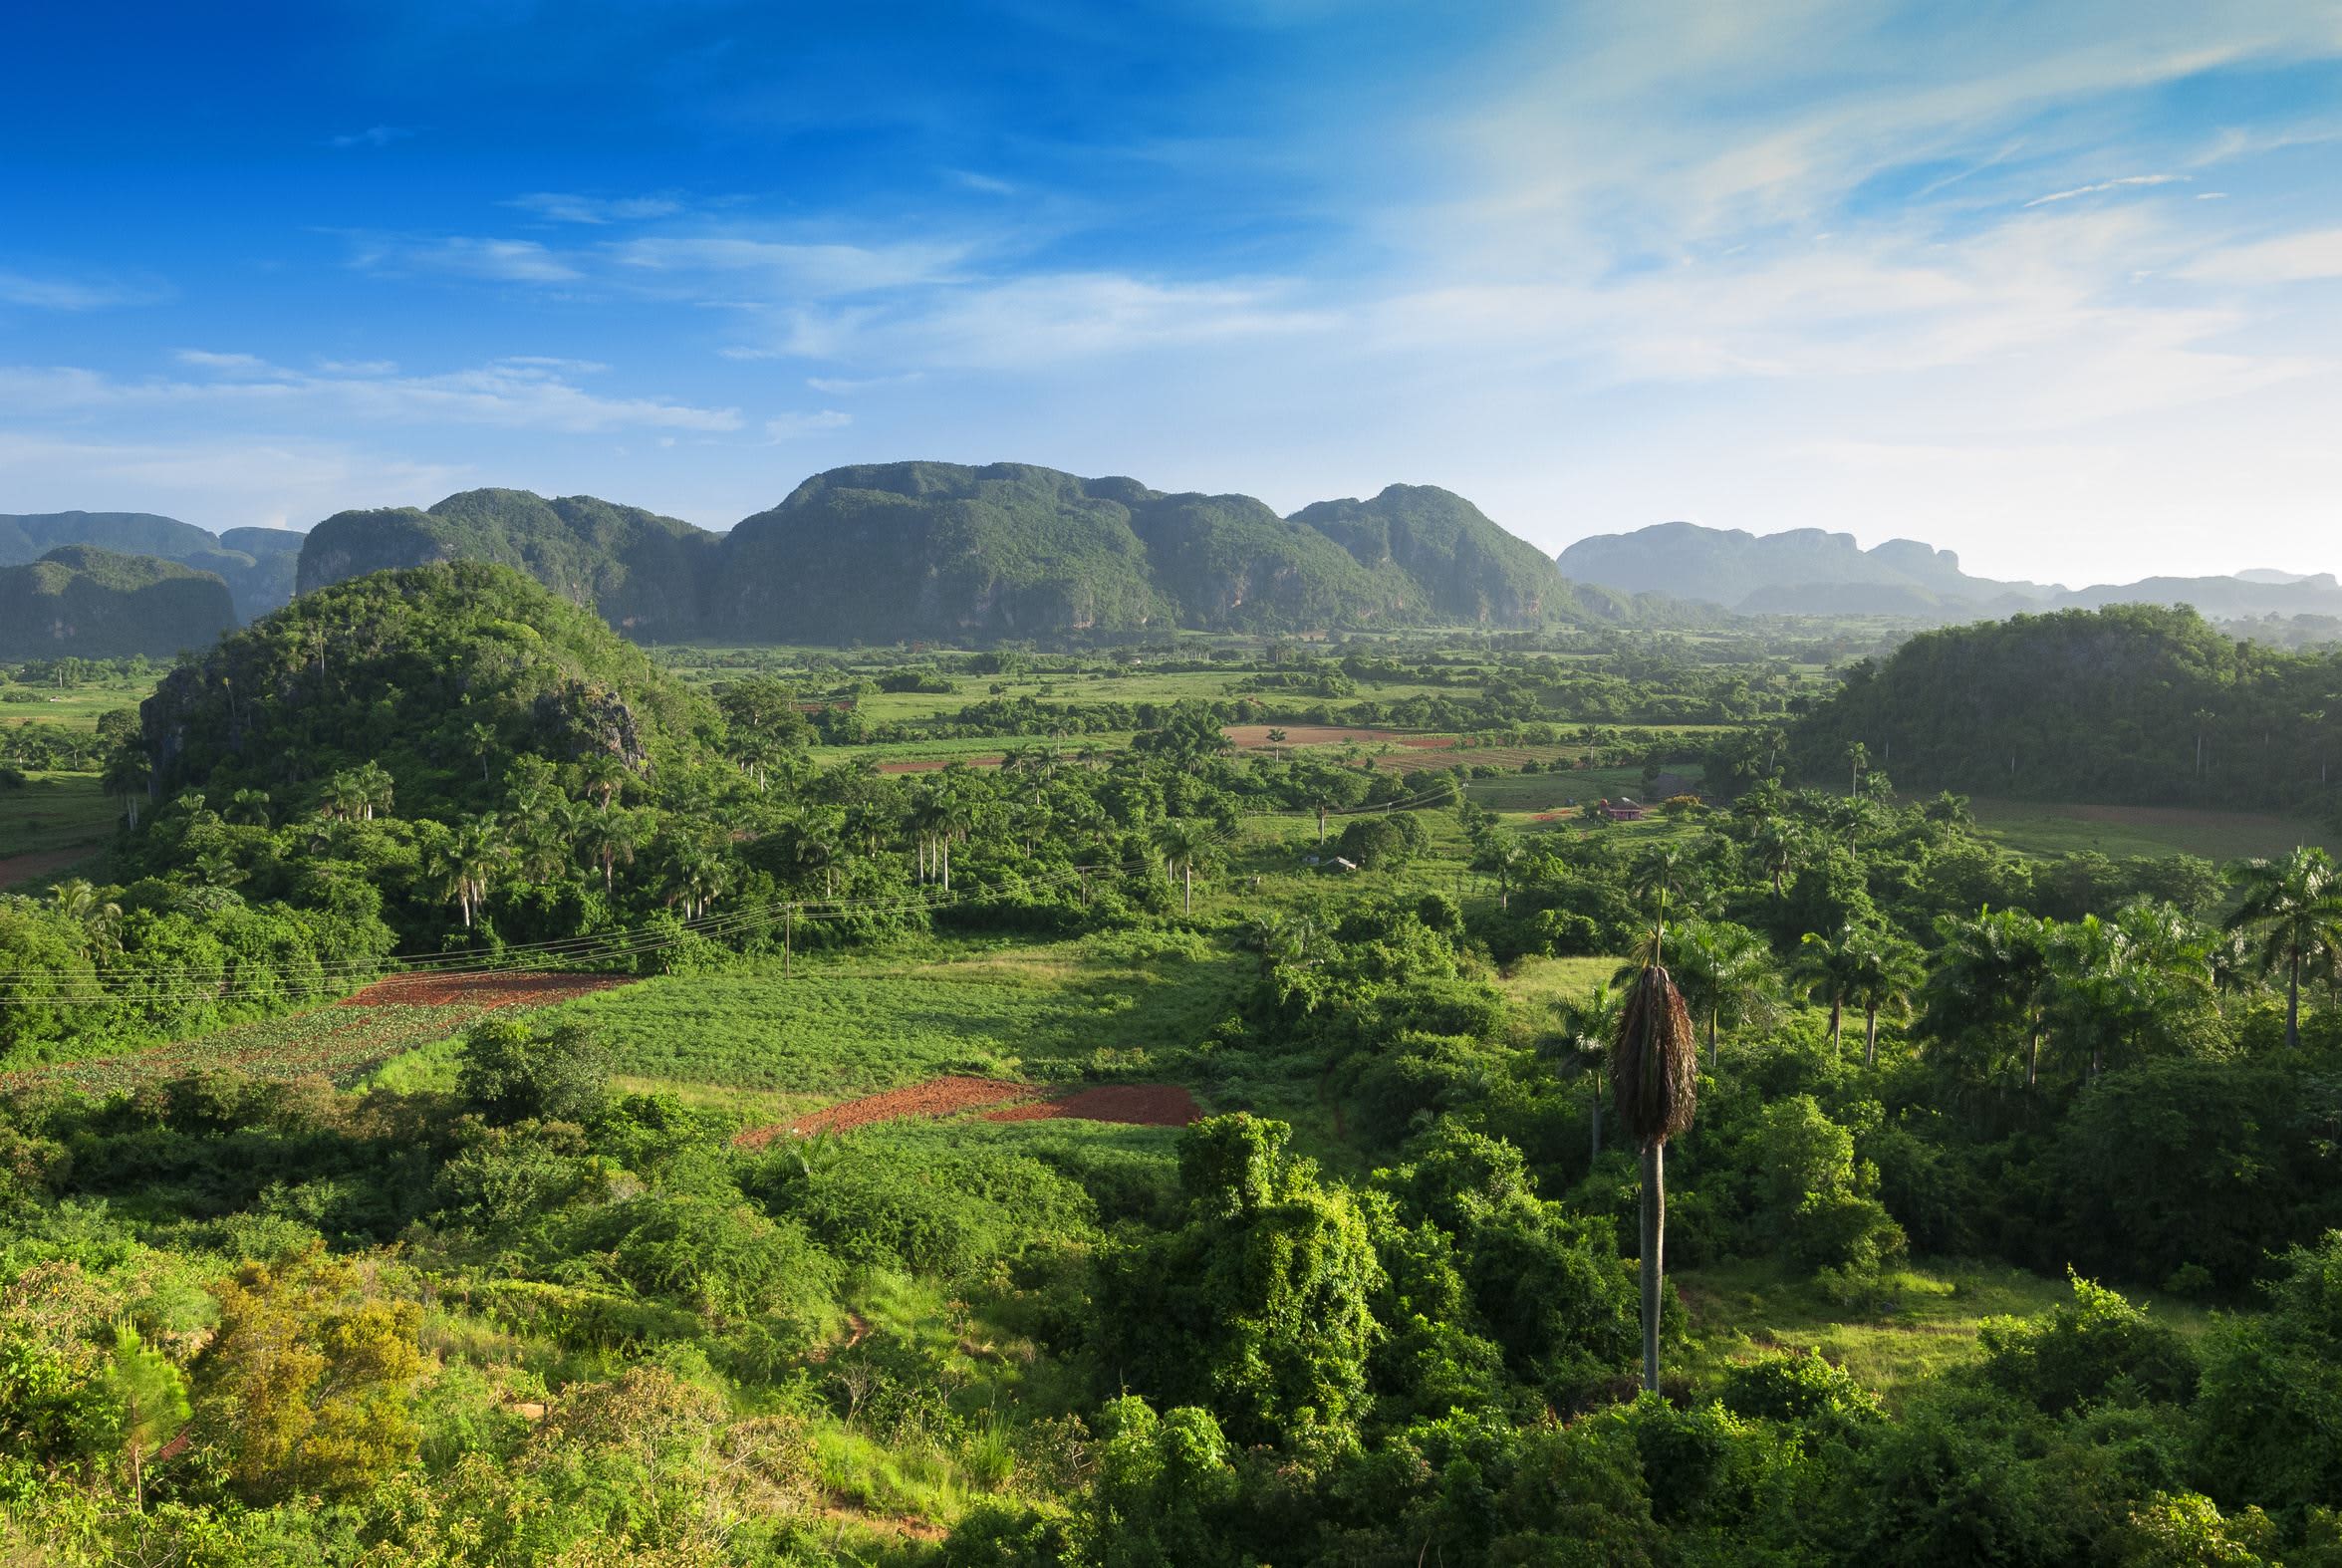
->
<box><xmin>1670</xmin><ymin>919</ymin><xmax>1778</xmax><ymax>1072</ymax></box>
<box><xmin>2225</xmin><ymin>847</ymin><xmax>2342</xmax><ymax>1050</ymax></box>
<box><xmin>1847</xmin><ymin>930</ymin><xmax>1926</xmax><ymax>1068</ymax></box>
<box><xmin>1796</xmin><ymin>922</ymin><xmax>1872</xmax><ymax>1059</ymax></box>
<box><xmin>1614</xmin><ymin>943</ymin><xmax>1695</xmax><ymax>1396</ymax></box>
<box><xmin>1152</xmin><ymin>819</ymin><xmax>1213</xmax><ymax>915</ymax></box>
<box><xmin>1926</xmin><ymin>907</ymin><xmax>2055</xmax><ymax>1089</ymax></box>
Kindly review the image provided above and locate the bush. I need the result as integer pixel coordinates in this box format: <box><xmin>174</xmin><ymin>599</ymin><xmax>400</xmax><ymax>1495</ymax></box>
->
<box><xmin>455</xmin><ymin>1016</ymin><xmax>611</xmax><ymax>1125</ymax></box>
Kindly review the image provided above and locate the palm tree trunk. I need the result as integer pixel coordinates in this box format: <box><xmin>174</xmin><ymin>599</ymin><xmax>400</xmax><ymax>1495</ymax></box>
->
<box><xmin>2026</xmin><ymin>1029</ymin><xmax>2040</xmax><ymax>1090</ymax></box>
<box><xmin>1589</xmin><ymin>1070</ymin><xmax>1602</xmax><ymax>1161</ymax></box>
<box><xmin>1640</xmin><ymin>1140</ymin><xmax>1665</xmax><ymax>1394</ymax></box>
<box><xmin>1865</xmin><ymin>1006</ymin><xmax>1879</xmax><ymax>1068</ymax></box>
<box><xmin>1830</xmin><ymin>1000</ymin><xmax>1843</xmax><ymax>1057</ymax></box>
<box><xmin>1707</xmin><ymin>1010</ymin><xmax>1719</xmax><ymax>1073</ymax></box>
<box><xmin>2288</xmin><ymin>949</ymin><xmax>2301</xmax><ymax>1049</ymax></box>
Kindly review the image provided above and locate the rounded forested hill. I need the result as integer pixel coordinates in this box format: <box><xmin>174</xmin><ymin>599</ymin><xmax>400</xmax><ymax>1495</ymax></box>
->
<box><xmin>719</xmin><ymin>461</ymin><xmax>1615</xmax><ymax>639</ymax></box>
<box><xmin>141</xmin><ymin>561</ymin><xmax>713</xmax><ymax>812</ymax></box>
<box><xmin>1788</xmin><ymin>603</ymin><xmax>2342</xmax><ymax>810</ymax></box>
<box><xmin>297</xmin><ymin>488</ymin><xmax>720</xmax><ymax>643</ymax></box>
<box><xmin>0</xmin><ymin>545</ymin><xmax>238</xmax><ymax>659</ymax></box>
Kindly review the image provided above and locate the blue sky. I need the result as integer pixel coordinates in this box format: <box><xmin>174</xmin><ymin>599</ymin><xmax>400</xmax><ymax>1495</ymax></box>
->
<box><xmin>4</xmin><ymin>1</ymin><xmax>2341</xmax><ymax>585</ymax></box>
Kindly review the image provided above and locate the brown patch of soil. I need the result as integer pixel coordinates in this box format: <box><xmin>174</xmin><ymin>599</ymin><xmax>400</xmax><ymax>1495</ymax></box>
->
<box><xmin>984</xmin><ymin>1083</ymin><xmax>1201</xmax><ymax>1127</ymax></box>
<box><xmin>339</xmin><ymin>971</ymin><xmax>631</xmax><ymax>1009</ymax></box>
<box><xmin>1223</xmin><ymin>723</ymin><xmax>1412</xmax><ymax>748</ymax></box>
<box><xmin>875</xmin><ymin>755</ymin><xmax>1003</xmax><ymax>773</ymax></box>
<box><xmin>753</xmin><ymin>1076</ymin><xmax>1033</xmax><ymax>1141</ymax></box>
<box><xmin>0</xmin><ymin>849</ymin><xmax>90</xmax><ymax>889</ymax></box>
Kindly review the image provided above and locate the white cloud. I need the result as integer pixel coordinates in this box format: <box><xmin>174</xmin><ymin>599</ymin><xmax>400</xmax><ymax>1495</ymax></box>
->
<box><xmin>2023</xmin><ymin>173</ymin><xmax>2188</xmax><ymax>206</ymax></box>
<box><xmin>175</xmin><ymin>350</ymin><xmax>274</xmax><ymax>375</ymax></box>
<box><xmin>2183</xmin><ymin>227</ymin><xmax>2342</xmax><ymax>285</ymax></box>
<box><xmin>507</xmin><ymin>191</ymin><xmax>683</xmax><ymax>224</ymax></box>
<box><xmin>0</xmin><ymin>270</ymin><xmax>157</xmax><ymax>310</ymax></box>
<box><xmin>350</xmin><ymin>235</ymin><xmax>583</xmax><ymax>283</ymax></box>
<box><xmin>765</xmin><ymin>409</ymin><xmax>853</xmax><ymax>440</ymax></box>
<box><xmin>609</xmin><ymin>235</ymin><xmax>970</xmax><ymax>296</ymax></box>
<box><xmin>0</xmin><ymin>356</ymin><xmax>742</xmax><ymax>435</ymax></box>
<box><xmin>0</xmin><ymin>431</ymin><xmax>466</xmax><ymax>530</ymax></box>
<box><xmin>328</xmin><ymin>125</ymin><xmax>413</xmax><ymax>149</ymax></box>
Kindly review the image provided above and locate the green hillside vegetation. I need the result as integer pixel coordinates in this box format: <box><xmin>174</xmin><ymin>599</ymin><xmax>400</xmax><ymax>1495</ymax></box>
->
<box><xmin>7</xmin><ymin>579</ymin><xmax>2342</xmax><ymax>1560</ymax></box>
<box><xmin>295</xmin><ymin>464</ymin><xmax>1666</xmax><ymax>645</ymax></box>
<box><xmin>1790</xmin><ymin>604</ymin><xmax>2342</xmax><ymax>815</ymax></box>
<box><xmin>297</xmin><ymin>488</ymin><xmax>719</xmax><ymax>642</ymax></box>
<box><xmin>140</xmin><ymin>561</ymin><xmax>710</xmax><ymax>828</ymax></box>
<box><xmin>0</xmin><ymin>510</ymin><xmax>304</xmax><ymax>623</ymax></box>
<box><xmin>0</xmin><ymin>547</ymin><xmax>238</xmax><ymax>660</ymax></box>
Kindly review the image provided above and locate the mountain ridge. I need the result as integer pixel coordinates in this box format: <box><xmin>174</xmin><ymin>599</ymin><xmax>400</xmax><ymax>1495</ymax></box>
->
<box><xmin>1558</xmin><ymin>519</ymin><xmax>2337</xmax><ymax>622</ymax></box>
<box><xmin>299</xmin><ymin>461</ymin><xmax>1678</xmax><ymax>642</ymax></box>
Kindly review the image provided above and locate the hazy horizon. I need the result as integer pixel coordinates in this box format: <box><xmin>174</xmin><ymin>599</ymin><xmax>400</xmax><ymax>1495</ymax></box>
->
<box><xmin>6</xmin><ymin>1</ymin><xmax>2341</xmax><ymax>585</ymax></box>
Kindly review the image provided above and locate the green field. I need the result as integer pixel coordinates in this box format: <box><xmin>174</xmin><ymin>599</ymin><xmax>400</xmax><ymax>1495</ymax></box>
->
<box><xmin>1966</xmin><ymin>795</ymin><xmax>2334</xmax><ymax>862</ymax></box>
<box><xmin>1677</xmin><ymin>1258</ymin><xmax>2211</xmax><ymax>1407</ymax></box>
<box><xmin>0</xmin><ymin>671</ymin><xmax>151</xmax><ymax>729</ymax></box>
<box><xmin>516</xmin><ymin>934</ymin><xmax>1239</xmax><ymax>1124</ymax></box>
<box><xmin>0</xmin><ymin>769</ymin><xmax>114</xmax><ymax>874</ymax></box>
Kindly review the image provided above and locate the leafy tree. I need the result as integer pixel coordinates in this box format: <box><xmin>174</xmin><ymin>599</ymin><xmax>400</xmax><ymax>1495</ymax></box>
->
<box><xmin>2223</xmin><ymin>846</ymin><xmax>2342</xmax><ymax>1049</ymax></box>
<box><xmin>456</xmin><ymin>1015</ymin><xmax>612</xmax><ymax>1124</ymax></box>
<box><xmin>198</xmin><ymin>1251</ymin><xmax>425</xmax><ymax>1502</ymax></box>
<box><xmin>99</xmin><ymin>1321</ymin><xmax>188</xmax><ymax>1511</ymax></box>
<box><xmin>1151</xmin><ymin>818</ymin><xmax>1214</xmax><ymax>915</ymax></box>
<box><xmin>1668</xmin><ymin>918</ymin><xmax>1778</xmax><ymax>1071</ymax></box>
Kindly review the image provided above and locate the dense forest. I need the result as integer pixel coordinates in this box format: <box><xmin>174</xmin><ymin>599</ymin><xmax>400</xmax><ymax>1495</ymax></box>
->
<box><xmin>0</xmin><ymin>567</ymin><xmax>2338</xmax><ymax>1562</ymax></box>
<box><xmin>1</xmin><ymin>511</ymin><xmax>302</xmax><ymax>623</ymax></box>
<box><xmin>1791</xmin><ymin>604</ymin><xmax>2342</xmax><ymax>816</ymax></box>
<box><xmin>0</xmin><ymin>548</ymin><xmax>239</xmax><ymax>660</ymax></box>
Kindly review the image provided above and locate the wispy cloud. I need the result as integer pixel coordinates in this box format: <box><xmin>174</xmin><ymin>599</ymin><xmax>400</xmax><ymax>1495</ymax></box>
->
<box><xmin>0</xmin><ymin>354</ymin><xmax>741</xmax><ymax>434</ymax></box>
<box><xmin>507</xmin><ymin>191</ymin><xmax>683</xmax><ymax>224</ymax></box>
<box><xmin>2183</xmin><ymin>227</ymin><xmax>2342</xmax><ymax>286</ymax></box>
<box><xmin>2023</xmin><ymin>173</ymin><xmax>2188</xmax><ymax>207</ymax></box>
<box><xmin>0</xmin><ymin>269</ymin><xmax>160</xmax><ymax>310</ymax></box>
<box><xmin>352</xmin><ymin>235</ymin><xmax>583</xmax><ymax>283</ymax></box>
<box><xmin>327</xmin><ymin>125</ymin><xmax>413</xmax><ymax>149</ymax></box>
<box><xmin>765</xmin><ymin>409</ymin><xmax>853</xmax><ymax>440</ymax></box>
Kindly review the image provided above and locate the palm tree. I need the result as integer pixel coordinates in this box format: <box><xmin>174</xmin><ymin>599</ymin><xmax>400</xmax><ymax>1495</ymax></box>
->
<box><xmin>102</xmin><ymin>746</ymin><xmax>148</xmax><ymax>829</ymax></box>
<box><xmin>1558</xmin><ymin>983</ymin><xmax>1625</xmax><ymax>1162</ymax></box>
<box><xmin>1613</xmin><ymin>944</ymin><xmax>1696</xmax><ymax>1395</ymax></box>
<box><xmin>1474</xmin><ymin>835</ymin><xmax>1526</xmax><ymax>912</ymax></box>
<box><xmin>1844</xmin><ymin>740</ymin><xmax>1870</xmax><ymax>797</ymax></box>
<box><xmin>1927</xmin><ymin>907</ymin><xmax>2055</xmax><ymax>1090</ymax></box>
<box><xmin>468</xmin><ymin>720</ymin><xmax>497</xmax><ymax>785</ymax></box>
<box><xmin>1152</xmin><ymin>819</ymin><xmax>1213</xmax><ymax>915</ymax></box>
<box><xmin>428</xmin><ymin>815</ymin><xmax>508</xmax><ymax>928</ymax></box>
<box><xmin>49</xmin><ymin>879</ymin><xmax>124</xmax><ymax>955</ymax></box>
<box><xmin>2224</xmin><ymin>847</ymin><xmax>2342</xmax><ymax>1050</ymax></box>
<box><xmin>1631</xmin><ymin>844</ymin><xmax>1687</xmax><ymax>957</ymax></box>
<box><xmin>1796</xmin><ymin>923</ymin><xmax>1873</xmax><ymax>1059</ymax></box>
<box><xmin>580</xmin><ymin>751</ymin><xmax>630</xmax><ymax>812</ymax></box>
<box><xmin>1670</xmin><ymin>919</ymin><xmax>1778</xmax><ymax>1071</ymax></box>
<box><xmin>318</xmin><ymin>770</ymin><xmax>370</xmax><ymax>823</ymax></box>
<box><xmin>224</xmin><ymin>788</ymin><xmax>273</xmax><ymax>827</ymax></box>
<box><xmin>352</xmin><ymin>760</ymin><xmax>395</xmax><ymax>821</ymax></box>
<box><xmin>577</xmin><ymin>807</ymin><xmax>644</xmax><ymax>895</ymax></box>
<box><xmin>1847</xmin><ymin>929</ymin><xmax>1926</xmax><ymax>1068</ymax></box>
<box><xmin>1749</xmin><ymin>819</ymin><xmax>1804</xmax><ymax>899</ymax></box>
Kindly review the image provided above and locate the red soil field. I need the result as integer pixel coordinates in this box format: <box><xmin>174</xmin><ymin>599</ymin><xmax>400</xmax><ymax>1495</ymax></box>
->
<box><xmin>984</xmin><ymin>1084</ymin><xmax>1201</xmax><ymax>1127</ymax></box>
<box><xmin>753</xmin><ymin>1076</ymin><xmax>1032</xmax><ymax>1142</ymax></box>
<box><xmin>338</xmin><ymin>971</ymin><xmax>631</xmax><ymax>1008</ymax></box>
<box><xmin>874</xmin><ymin>756</ymin><xmax>1004</xmax><ymax>773</ymax></box>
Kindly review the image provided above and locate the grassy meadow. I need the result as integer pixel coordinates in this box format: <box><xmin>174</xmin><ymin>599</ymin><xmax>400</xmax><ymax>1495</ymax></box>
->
<box><xmin>1965</xmin><ymin>794</ymin><xmax>2335</xmax><ymax>861</ymax></box>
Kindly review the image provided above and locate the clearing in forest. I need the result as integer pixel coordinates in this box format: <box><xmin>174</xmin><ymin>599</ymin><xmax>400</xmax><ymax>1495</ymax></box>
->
<box><xmin>1</xmin><ymin>970</ymin><xmax>633</xmax><ymax>1095</ymax></box>
<box><xmin>735</xmin><ymin>1074</ymin><xmax>1201</xmax><ymax>1146</ymax></box>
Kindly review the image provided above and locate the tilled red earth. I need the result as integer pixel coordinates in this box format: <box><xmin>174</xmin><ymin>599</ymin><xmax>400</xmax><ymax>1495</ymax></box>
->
<box><xmin>736</xmin><ymin>1075</ymin><xmax>1202</xmax><ymax>1146</ymax></box>
<box><xmin>338</xmin><ymin>971</ymin><xmax>631</xmax><ymax>1008</ymax></box>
